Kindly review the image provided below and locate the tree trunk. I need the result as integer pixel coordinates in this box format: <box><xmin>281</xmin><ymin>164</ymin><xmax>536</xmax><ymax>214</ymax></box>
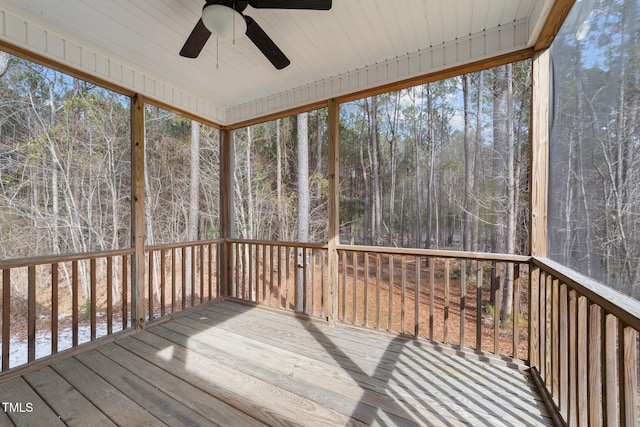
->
<box><xmin>502</xmin><ymin>63</ymin><xmax>515</xmax><ymax>321</ymax></box>
<box><xmin>359</xmin><ymin>101</ymin><xmax>371</xmax><ymax>244</ymax></box>
<box><xmin>186</xmin><ymin>120</ymin><xmax>201</xmax><ymax>299</ymax></box>
<box><xmin>415</xmin><ymin>86</ymin><xmax>423</xmax><ymax>248</ymax></box>
<box><xmin>276</xmin><ymin>118</ymin><xmax>286</xmax><ymax>241</ymax></box>
<box><xmin>472</xmin><ymin>71</ymin><xmax>483</xmax><ymax>254</ymax></box>
<box><xmin>491</xmin><ymin>65</ymin><xmax>507</xmax><ymax>314</ymax></box>
<box><xmin>387</xmin><ymin>91</ymin><xmax>400</xmax><ymax>247</ymax></box>
<box><xmin>370</xmin><ymin>96</ymin><xmax>382</xmax><ymax>245</ymax></box>
<box><xmin>296</xmin><ymin>112</ymin><xmax>310</xmax><ymax>313</ymax></box>
<box><xmin>463</xmin><ymin>74</ymin><xmax>473</xmax><ymax>252</ymax></box>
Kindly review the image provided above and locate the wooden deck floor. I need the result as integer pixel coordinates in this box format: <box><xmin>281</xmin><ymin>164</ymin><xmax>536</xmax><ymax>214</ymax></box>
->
<box><xmin>0</xmin><ymin>300</ymin><xmax>553</xmax><ymax>426</ymax></box>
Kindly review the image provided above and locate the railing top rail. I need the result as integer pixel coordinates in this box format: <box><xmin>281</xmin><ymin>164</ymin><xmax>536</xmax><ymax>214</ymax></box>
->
<box><xmin>227</xmin><ymin>238</ymin><xmax>328</xmax><ymax>250</ymax></box>
<box><xmin>145</xmin><ymin>239</ymin><xmax>224</xmax><ymax>252</ymax></box>
<box><xmin>337</xmin><ymin>244</ymin><xmax>531</xmax><ymax>263</ymax></box>
<box><xmin>533</xmin><ymin>257</ymin><xmax>640</xmax><ymax>331</ymax></box>
<box><xmin>0</xmin><ymin>248</ymin><xmax>135</xmax><ymax>269</ymax></box>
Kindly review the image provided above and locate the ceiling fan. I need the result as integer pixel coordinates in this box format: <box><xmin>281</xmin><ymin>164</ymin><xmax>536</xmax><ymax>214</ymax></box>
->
<box><xmin>180</xmin><ymin>0</ymin><xmax>332</xmax><ymax>69</ymax></box>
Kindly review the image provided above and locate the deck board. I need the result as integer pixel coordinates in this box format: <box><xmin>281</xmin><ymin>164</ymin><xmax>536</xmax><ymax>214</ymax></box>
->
<box><xmin>50</xmin><ymin>357</ymin><xmax>162</xmax><ymax>426</ymax></box>
<box><xmin>0</xmin><ymin>300</ymin><xmax>553</xmax><ymax>426</ymax></box>
<box><xmin>0</xmin><ymin>376</ymin><xmax>66</xmax><ymax>426</ymax></box>
<box><xmin>23</xmin><ymin>367</ymin><xmax>116</xmax><ymax>427</ymax></box>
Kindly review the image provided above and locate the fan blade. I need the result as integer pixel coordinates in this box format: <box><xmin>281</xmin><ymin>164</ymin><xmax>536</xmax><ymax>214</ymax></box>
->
<box><xmin>244</xmin><ymin>16</ymin><xmax>290</xmax><ymax>69</ymax></box>
<box><xmin>248</xmin><ymin>0</ymin><xmax>331</xmax><ymax>10</ymax></box>
<box><xmin>179</xmin><ymin>19</ymin><xmax>212</xmax><ymax>58</ymax></box>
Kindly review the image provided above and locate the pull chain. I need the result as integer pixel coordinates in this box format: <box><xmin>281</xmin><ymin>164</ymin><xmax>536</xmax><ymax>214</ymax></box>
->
<box><xmin>232</xmin><ymin>0</ymin><xmax>236</xmax><ymax>45</ymax></box>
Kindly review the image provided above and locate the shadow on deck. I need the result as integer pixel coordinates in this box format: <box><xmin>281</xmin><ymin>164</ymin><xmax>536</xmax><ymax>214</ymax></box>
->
<box><xmin>0</xmin><ymin>300</ymin><xmax>552</xmax><ymax>426</ymax></box>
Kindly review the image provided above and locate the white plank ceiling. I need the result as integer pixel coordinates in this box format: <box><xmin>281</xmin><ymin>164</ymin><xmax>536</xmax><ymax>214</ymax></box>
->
<box><xmin>0</xmin><ymin>0</ymin><xmax>556</xmax><ymax>126</ymax></box>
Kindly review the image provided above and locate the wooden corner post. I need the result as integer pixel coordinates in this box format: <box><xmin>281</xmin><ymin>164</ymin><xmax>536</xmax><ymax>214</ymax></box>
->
<box><xmin>220</xmin><ymin>128</ymin><xmax>234</xmax><ymax>298</ymax></box>
<box><xmin>131</xmin><ymin>94</ymin><xmax>146</xmax><ymax>330</ymax></box>
<box><xmin>327</xmin><ymin>99</ymin><xmax>340</xmax><ymax>326</ymax></box>
<box><xmin>529</xmin><ymin>48</ymin><xmax>550</xmax><ymax>367</ymax></box>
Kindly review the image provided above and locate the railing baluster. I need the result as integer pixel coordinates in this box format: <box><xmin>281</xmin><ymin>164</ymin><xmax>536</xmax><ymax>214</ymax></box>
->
<box><xmin>513</xmin><ymin>264</ymin><xmax>521</xmax><ymax>360</ymax></box>
<box><xmin>191</xmin><ymin>246</ymin><xmax>197</xmax><ymax>307</ymax></box>
<box><xmin>122</xmin><ymin>255</ymin><xmax>128</xmax><ymax>329</ymax></box>
<box><xmin>285</xmin><ymin>246</ymin><xmax>291</xmax><ymax>310</ymax></box>
<box><xmin>415</xmin><ymin>256</ymin><xmax>421</xmax><ymax>338</ymax></box>
<box><xmin>443</xmin><ymin>259</ymin><xmax>450</xmax><ymax>343</ymax></box>
<box><xmin>320</xmin><ymin>250</ymin><xmax>326</xmax><ymax>319</ymax></box>
<box><xmin>262</xmin><ymin>244</ymin><xmax>267</xmax><ymax>305</ymax></box>
<box><xmin>277</xmin><ymin>245</ymin><xmax>282</xmax><ymax>307</ymax></box>
<box><xmin>269</xmin><ymin>245</ymin><xmax>274</xmax><ymax>306</ymax></box>
<box><xmin>181</xmin><ymin>247</ymin><xmax>187</xmax><ymax>308</ymax></box>
<box><xmin>90</xmin><ymin>258</ymin><xmax>97</xmax><ymax>341</ymax></box>
<box><xmin>576</xmin><ymin>295</ymin><xmax>588</xmax><ymax>426</ymax></box>
<box><xmin>364</xmin><ymin>253</ymin><xmax>369</xmax><ymax>328</ymax></box>
<box><xmin>476</xmin><ymin>261</ymin><xmax>483</xmax><ymax>351</ymax></box>
<box><xmin>539</xmin><ymin>271</ymin><xmax>547</xmax><ymax>379</ymax></box>
<box><xmin>340</xmin><ymin>251</ymin><xmax>346</xmax><ymax>321</ymax></box>
<box><xmin>235</xmin><ymin>243</ymin><xmax>240</xmax><ymax>299</ymax></box>
<box><xmin>352</xmin><ymin>252</ymin><xmax>358</xmax><ymax>325</ymax></box>
<box><xmin>545</xmin><ymin>274</ymin><xmax>553</xmax><ymax>383</ymax></box>
<box><xmin>2</xmin><ymin>270</ymin><xmax>9</xmax><ymax>370</ymax></box>
<box><xmin>107</xmin><ymin>257</ymin><xmax>113</xmax><ymax>335</ymax></box>
<box><xmin>200</xmin><ymin>244</ymin><xmax>205</xmax><ymax>304</ymax></box>
<box><xmin>249</xmin><ymin>243</ymin><xmax>254</xmax><ymax>302</ymax></box>
<box><xmin>208</xmin><ymin>243</ymin><xmax>213</xmax><ymax>300</ymax></box>
<box><xmin>148</xmin><ymin>251</ymin><xmax>154</xmax><ymax>320</ymax></box>
<box><xmin>430</xmin><ymin>257</ymin><xmax>436</xmax><ymax>340</ymax></box>
<box><xmin>622</xmin><ymin>325</ymin><xmax>637</xmax><ymax>426</ymax></box>
<box><xmin>303</xmin><ymin>247</ymin><xmax>308</xmax><ymax>314</ymax></box>
<box><xmin>460</xmin><ymin>260</ymin><xmax>466</xmax><ymax>348</ymax></box>
<box><xmin>376</xmin><ymin>254</ymin><xmax>381</xmax><ymax>330</ymax></box>
<box><xmin>388</xmin><ymin>255</ymin><xmax>394</xmax><ymax>333</ymax></box>
<box><xmin>587</xmin><ymin>303</ymin><xmax>602</xmax><ymax>425</ymax></box>
<box><xmin>27</xmin><ymin>265</ymin><xmax>36</xmax><ymax>362</ymax></box>
<box><xmin>51</xmin><ymin>263</ymin><xmax>59</xmax><ymax>354</ymax></box>
<box><xmin>72</xmin><ymin>260</ymin><xmax>78</xmax><ymax>348</ymax></box>
<box><xmin>530</xmin><ymin>265</ymin><xmax>540</xmax><ymax>368</ymax></box>
<box><xmin>401</xmin><ymin>256</ymin><xmax>406</xmax><ymax>335</ymax></box>
<box><xmin>559</xmin><ymin>283</ymin><xmax>569</xmax><ymax>419</ymax></box>
<box><xmin>604</xmin><ymin>313</ymin><xmax>618</xmax><ymax>426</ymax></box>
<box><xmin>494</xmin><ymin>261</ymin><xmax>501</xmax><ymax>355</ymax></box>
<box><xmin>160</xmin><ymin>249</ymin><xmax>166</xmax><ymax>317</ymax></box>
<box><xmin>550</xmin><ymin>276</ymin><xmax>558</xmax><ymax>399</ymax></box>
<box><xmin>311</xmin><ymin>248</ymin><xmax>316</xmax><ymax>315</ymax></box>
<box><xmin>568</xmin><ymin>289</ymin><xmax>577</xmax><ymax>425</ymax></box>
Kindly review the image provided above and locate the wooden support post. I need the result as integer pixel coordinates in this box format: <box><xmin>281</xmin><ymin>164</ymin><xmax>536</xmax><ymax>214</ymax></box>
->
<box><xmin>530</xmin><ymin>49</ymin><xmax>549</xmax><ymax>259</ymax></box>
<box><xmin>529</xmin><ymin>46</ymin><xmax>549</xmax><ymax>373</ymax></box>
<box><xmin>327</xmin><ymin>99</ymin><xmax>340</xmax><ymax>326</ymax></box>
<box><xmin>131</xmin><ymin>94</ymin><xmax>146</xmax><ymax>330</ymax></box>
<box><xmin>220</xmin><ymin>128</ymin><xmax>234</xmax><ymax>298</ymax></box>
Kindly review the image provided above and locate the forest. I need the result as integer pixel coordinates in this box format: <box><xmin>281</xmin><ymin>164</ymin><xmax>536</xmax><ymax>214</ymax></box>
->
<box><xmin>548</xmin><ymin>0</ymin><xmax>640</xmax><ymax>297</ymax></box>
<box><xmin>0</xmin><ymin>0</ymin><xmax>639</xmax><ymax>304</ymax></box>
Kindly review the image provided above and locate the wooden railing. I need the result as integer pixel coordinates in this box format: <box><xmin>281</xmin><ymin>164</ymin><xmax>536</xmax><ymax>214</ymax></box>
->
<box><xmin>336</xmin><ymin>246</ymin><xmax>531</xmax><ymax>361</ymax></box>
<box><xmin>0</xmin><ymin>249</ymin><xmax>133</xmax><ymax>372</ymax></box>
<box><xmin>0</xmin><ymin>240</ymin><xmax>222</xmax><ymax>374</ymax></box>
<box><xmin>530</xmin><ymin>257</ymin><xmax>640</xmax><ymax>426</ymax></box>
<box><xmin>227</xmin><ymin>239</ymin><xmax>329</xmax><ymax>317</ymax></box>
<box><xmin>228</xmin><ymin>240</ymin><xmax>531</xmax><ymax>362</ymax></box>
<box><xmin>144</xmin><ymin>240</ymin><xmax>221</xmax><ymax>321</ymax></box>
<box><xmin>3</xmin><ymin>239</ymin><xmax>640</xmax><ymax>425</ymax></box>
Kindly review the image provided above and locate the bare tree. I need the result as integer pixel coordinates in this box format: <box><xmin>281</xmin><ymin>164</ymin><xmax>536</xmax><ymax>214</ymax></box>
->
<box><xmin>296</xmin><ymin>112</ymin><xmax>310</xmax><ymax>313</ymax></box>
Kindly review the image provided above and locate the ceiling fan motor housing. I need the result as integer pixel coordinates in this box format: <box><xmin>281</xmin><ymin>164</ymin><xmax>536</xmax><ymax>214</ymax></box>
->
<box><xmin>181</xmin><ymin>0</ymin><xmax>332</xmax><ymax>69</ymax></box>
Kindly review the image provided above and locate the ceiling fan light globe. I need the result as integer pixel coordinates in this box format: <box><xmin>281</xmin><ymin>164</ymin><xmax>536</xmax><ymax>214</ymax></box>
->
<box><xmin>202</xmin><ymin>4</ymin><xmax>246</xmax><ymax>39</ymax></box>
